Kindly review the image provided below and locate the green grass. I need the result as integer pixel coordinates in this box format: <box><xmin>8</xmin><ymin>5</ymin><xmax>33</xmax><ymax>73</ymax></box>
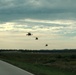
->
<box><xmin>2</xmin><ymin>60</ymin><xmax>76</xmax><ymax>75</ymax></box>
<box><xmin>0</xmin><ymin>52</ymin><xmax>76</xmax><ymax>75</ymax></box>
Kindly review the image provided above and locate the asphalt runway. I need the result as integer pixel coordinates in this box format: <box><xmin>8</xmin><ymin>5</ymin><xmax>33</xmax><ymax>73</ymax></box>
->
<box><xmin>0</xmin><ymin>60</ymin><xmax>34</xmax><ymax>75</ymax></box>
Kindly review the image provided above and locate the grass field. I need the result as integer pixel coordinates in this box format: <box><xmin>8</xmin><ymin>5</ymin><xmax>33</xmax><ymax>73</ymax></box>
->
<box><xmin>0</xmin><ymin>50</ymin><xmax>76</xmax><ymax>75</ymax></box>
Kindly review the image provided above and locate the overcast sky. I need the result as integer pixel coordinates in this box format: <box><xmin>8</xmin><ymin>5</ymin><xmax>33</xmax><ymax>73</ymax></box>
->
<box><xmin>0</xmin><ymin>0</ymin><xmax>76</xmax><ymax>50</ymax></box>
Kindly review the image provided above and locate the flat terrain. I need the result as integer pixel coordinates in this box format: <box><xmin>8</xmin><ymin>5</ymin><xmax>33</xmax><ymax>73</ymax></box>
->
<box><xmin>0</xmin><ymin>50</ymin><xmax>76</xmax><ymax>75</ymax></box>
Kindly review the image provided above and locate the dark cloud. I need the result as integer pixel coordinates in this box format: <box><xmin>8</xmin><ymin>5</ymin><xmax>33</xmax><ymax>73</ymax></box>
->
<box><xmin>0</xmin><ymin>0</ymin><xmax>76</xmax><ymax>23</ymax></box>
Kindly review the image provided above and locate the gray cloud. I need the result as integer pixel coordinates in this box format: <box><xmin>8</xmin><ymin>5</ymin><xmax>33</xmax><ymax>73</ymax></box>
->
<box><xmin>0</xmin><ymin>0</ymin><xmax>76</xmax><ymax>23</ymax></box>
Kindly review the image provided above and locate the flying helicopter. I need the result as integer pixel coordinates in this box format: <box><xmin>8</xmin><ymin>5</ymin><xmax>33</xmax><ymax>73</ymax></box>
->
<box><xmin>35</xmin><ymin>37</ymin><xmax>38</xmax><ymax>40</ymax></box>
<box><xmin>45</xmin><ymin>44</ymin><xmax>48</xmax><ymax>46</ymax></box>
<box><xmin>26</xmin><ymin>32</ymin><xmax>33</xmax><ymax>36</ymax></box>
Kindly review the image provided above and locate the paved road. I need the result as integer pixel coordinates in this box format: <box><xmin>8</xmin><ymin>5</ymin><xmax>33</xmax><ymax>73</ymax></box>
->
<box><xmin>0</xmin><ymin>60</ymin><xmax>34</xmax><ymax>75</ymax></box>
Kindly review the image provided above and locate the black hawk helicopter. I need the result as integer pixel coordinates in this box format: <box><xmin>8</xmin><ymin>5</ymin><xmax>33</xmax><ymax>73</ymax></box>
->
<box><xmin>26</xmin><ymin>32</ymin><xmax>33</xmax><ymax>36</ymax></box>
<box><xmin>35</xmin><ymin>37</ymin><xmax>38</xmax><ymax>40</ymax></box>
<box><xmin>45</xmin><ymin>44</ymin><xmax>48</xmax><ymax>46</ymax></box>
